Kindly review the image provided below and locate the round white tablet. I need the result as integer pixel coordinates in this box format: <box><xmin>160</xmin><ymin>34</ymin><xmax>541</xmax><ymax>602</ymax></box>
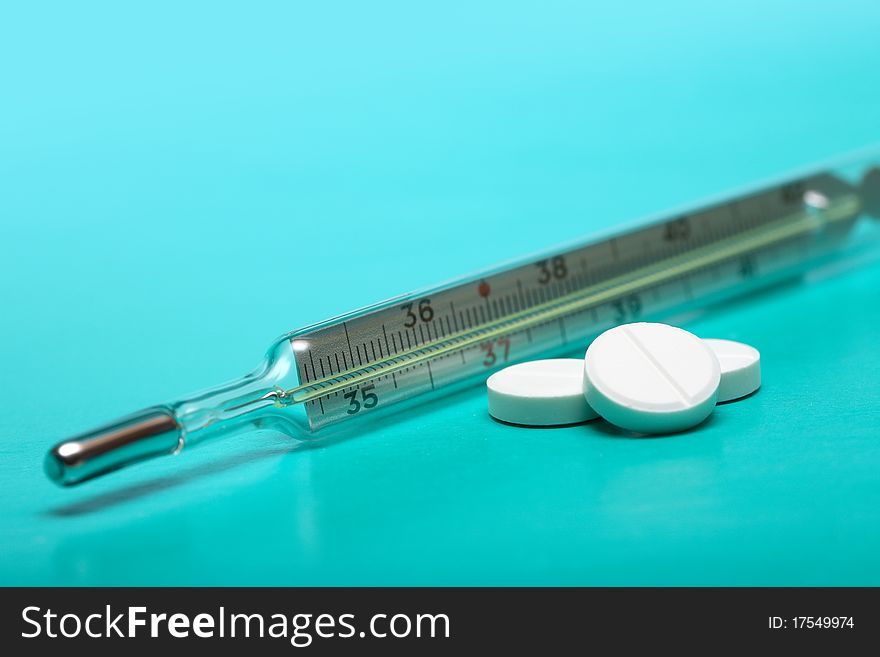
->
<box><xmin>703</xmin><ymin>338</ymin><xmax>761</xmax><ymax>403</ymax></box>
<box><xmin>584</xmin><ymin>323</ymin><xmax>720</xmax><ymax>434</ymax></box>
<box><xmin>487</xmin><ymin>359</ymin><xmax>599</xmax><ymax>426</ymax></box>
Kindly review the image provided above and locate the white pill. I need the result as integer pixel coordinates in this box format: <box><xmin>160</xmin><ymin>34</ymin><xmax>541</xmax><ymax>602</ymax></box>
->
<box><xmin>703</xmin><ymin>338</ymin><xmax>761</xmax><ymax>403</ymax></box>
<box><xmin>584</xmin><ymin>322</ymin><xmax>720</xmax><ymax>434</ymax></box>
<box><xmin>487</xmin><ymin>359</ymin><xmax>599</xmax><ymax>426</ymax></box>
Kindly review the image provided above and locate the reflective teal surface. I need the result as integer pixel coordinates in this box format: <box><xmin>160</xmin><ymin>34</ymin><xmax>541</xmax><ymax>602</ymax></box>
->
<box><xmin>1</xmin><ymin>1</ymin><xmax>879</xmax><ymax>585</ymax></box>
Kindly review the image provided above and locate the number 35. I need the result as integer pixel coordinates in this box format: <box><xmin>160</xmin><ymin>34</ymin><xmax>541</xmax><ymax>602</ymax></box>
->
<box><xmin>345</xmin><ymin>384</ymin><xmax>379</xmax><ymax>414</ymax></box>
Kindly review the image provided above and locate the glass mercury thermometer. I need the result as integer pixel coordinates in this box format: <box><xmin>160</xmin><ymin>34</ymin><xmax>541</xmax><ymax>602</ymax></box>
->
<box><xmin>46</xmin><ymin>150</ymin><xmax>880</xmax><ymax>485</ymax></box>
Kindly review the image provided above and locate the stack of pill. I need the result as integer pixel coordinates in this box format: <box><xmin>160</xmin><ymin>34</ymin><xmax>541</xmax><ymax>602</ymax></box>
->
<box><xmin>486</xmin><ymin>322</ymin><xmax>760</xmax><ymax>434</ymax></box>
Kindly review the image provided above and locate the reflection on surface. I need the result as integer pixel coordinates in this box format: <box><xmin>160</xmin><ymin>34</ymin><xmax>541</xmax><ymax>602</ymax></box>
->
<box><xmin>35</xmin><ymin>264</ymin><xmax>880</xmax><ymax>585</ymax></box>
<box><xmin>46</xmin><ymin>439</ymin><xmax>297</xmax><ymax>517</ymax></box>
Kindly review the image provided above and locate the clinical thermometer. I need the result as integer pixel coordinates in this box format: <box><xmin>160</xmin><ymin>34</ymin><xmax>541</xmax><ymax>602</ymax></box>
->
<box><xmin>45</xmin><ymin>150</ymin><xmax>880</xmax><ymax>485</ymax></box>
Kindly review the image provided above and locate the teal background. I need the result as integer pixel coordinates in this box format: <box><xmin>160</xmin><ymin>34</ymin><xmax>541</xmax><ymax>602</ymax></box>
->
<box><xmin>1</xmin><ymin>1</ymin><xmax>879</xmax><ymax>585</ymax></box>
